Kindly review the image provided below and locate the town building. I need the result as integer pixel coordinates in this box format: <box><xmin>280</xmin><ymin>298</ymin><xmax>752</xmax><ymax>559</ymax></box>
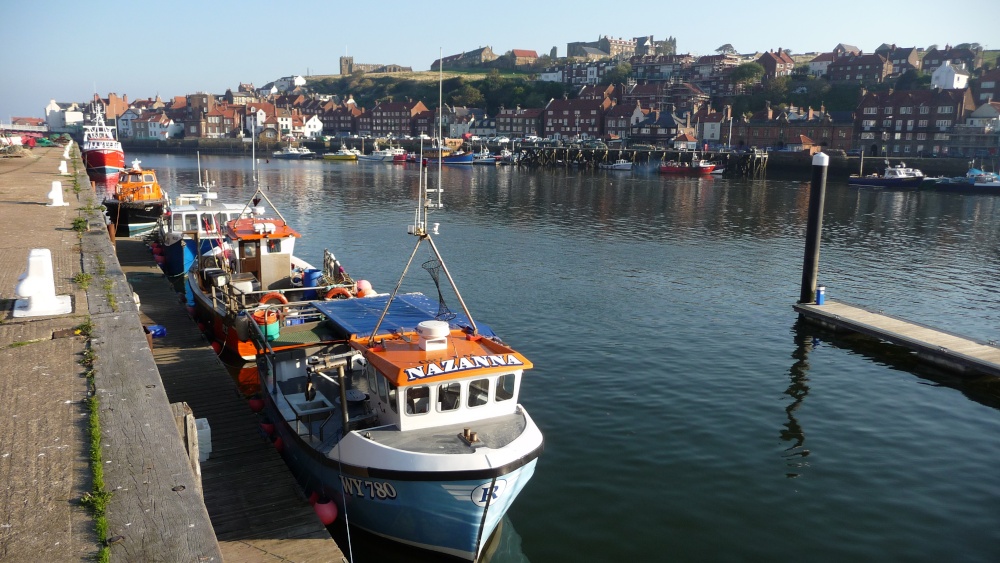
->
<box><xmin>496</xmin><ymin>106</ymin><xmax>544</xmax><ymax>139</ymax></box>
<box><xmin>827</xmin><ymin>53</ymin><xmax>893</xmax><ymax>84</ymax></box>
<box><xmin>543</xmin><ymin>97</ymin><xmax>612</xmax><ymax>140</ymax></box>
<box><xmin>854</xmin><ymin>87</ymin><xmax>976</xmax><ymax>156</ymax></box>
<box><xmin>756</xmin><ymin>48</ymin><xmax>795</xmax><ymax>80</ymax></box>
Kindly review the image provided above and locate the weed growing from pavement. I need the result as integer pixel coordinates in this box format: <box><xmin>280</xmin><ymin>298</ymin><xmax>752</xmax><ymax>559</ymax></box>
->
<box><xmin>79</xmin><ymin>342</ymin><xmax>111</xmax><ymax>562</ymax></box>
<box><xmin>73</xmin><ymin>272</ymin><xmax>93</xmax><ymax>290</ymax></box>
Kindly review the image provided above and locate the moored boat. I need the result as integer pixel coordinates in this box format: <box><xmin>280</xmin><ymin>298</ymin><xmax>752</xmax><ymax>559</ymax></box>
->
<box><xmin>81</xmin><ymin>106</ymin><xmax>125</xmax><ymax>180</ymax></box>
<box><xmin>848</xmin><ymin>162</ymin><xmax>924</xmax><ymax>188</ymax></box>
<box><xmin>187</xmin><ymin>188</ymin><xmax>358</xmax><ymax>360</ymax></box>
<box><xmin>323</xmin><ymin>145</ymin><xmax>362</xmax><ymax>161</ymax></box>
<box><xmin>658</xmin><ymin>159</ymin><xmax>716</xmax><ymax>175</ymax></box>
<box><xmin>249</xmin><ymin>161</ymin><xmax>542</xmax><ymax>561</ymax></box>
<box><xmin>103</xmin><ymin>159</ymin><xmax>169</xmax><ymax>236</ymax></box>
<box><xmin>156</xmin><ymin>188</ymin><xmax>248</xmax><ymax>278</ymax></box>
<box><xmin>358</xmin><ymin>143</ymin><xmax>406</xmax><ymax>162</ymax></box>
<box><xmin>599</xmin><ymin>158</ymin><xmax>633</xmax><ymax>171</ymax></box>
<box><xmin>273</xmin><ymin>145</ymin><xmax>303</xmax><ymax>159</ymax></box>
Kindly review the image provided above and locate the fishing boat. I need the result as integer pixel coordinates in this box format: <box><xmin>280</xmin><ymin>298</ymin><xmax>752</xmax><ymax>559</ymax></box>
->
<box><xmin>186</xmin><ymin>188</ymin><xmax>357</xmax><ymax>360</ymax></box>
<box><xmin>156</xmin><ymin>157</ymin><xmax>249</xmax><ymax>277</ymax></box>
<box><xmin>323</xmin><ymin>145</ymin><xmax>362</xmax><ymax>161</ymax></box>
<box><xmin>248</xmin><ymin>152</ymin><xmax>542</xmax><ymax>561</ymax></box>
<box><xmin>658</xmin><ymin>159</ymin><xmax>716</xmax><ymax>175</ymax></box>
<box><xmin>81</xmin><ymin>105</ymin><xmax>125</xmax><ymax>179</ymax></box>
<box><xmin>103</xmin><ymin>159</ymin><xmax>169</xmax><ymax>236</ymax></box>
<box><xmin>599</xmin><ymin>158</ymin><xmax>633</xmax><ymax>171</ymax></box>
<box><xmin>848</xmin><ymin>157</ymin><xmax>924</xmax><ymax>188</ymax></box>
<box><xmin>358</xmin><ymin>143</ymin><xmax>406</xmax><ymax>162</ymax></box>
<box><xmin>935</xmin><ymin>169</ymin><xmax>1000</xmax><ymax>193</ymax></box>
<box><xmin>273</xmin><ymin>145</ymin><xmax>304</xmax><ymax>159</ymax></box>
<box><xmin>473</xmin><ymin>147</ymin><xmax>498</xmax><ymax>165</ymax></box>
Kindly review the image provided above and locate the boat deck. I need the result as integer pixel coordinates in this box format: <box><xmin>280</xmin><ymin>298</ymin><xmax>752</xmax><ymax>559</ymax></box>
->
<box><xmin>116</xmin><ymin>238</ymin><xmax>346</xmax><ymax>562</ymax></box>
<box><xmin>794</xmin><ymin>299</ymin><xmax>1000</xmax><ymax>376</ymax></box>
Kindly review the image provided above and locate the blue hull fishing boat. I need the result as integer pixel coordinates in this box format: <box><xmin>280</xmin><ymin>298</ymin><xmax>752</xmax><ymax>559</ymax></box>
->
<box><xmin>250</xmin><ymin>159</ymin><xmax>542</xmax><ymax>560</ymax></box>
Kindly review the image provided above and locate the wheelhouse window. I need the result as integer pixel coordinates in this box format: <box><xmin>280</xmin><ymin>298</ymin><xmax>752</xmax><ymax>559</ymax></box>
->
<box><xmin>376</xmin><ymin>371</ymin><xmax>388</xmax><ymax>403</ymax></box>
<box><xmin>406</xmin><ymin>386</ymin><xmax>430</xmax><ymax>415</ymax></box>
<box><xmin>387</xmin><ymin>381</ymin><xmax>398</xmax><ymax>413</ymax></box>
<box><xmin>468</xmin><ymin>379</ymin><xmax>490</xmax><ymax>407</ymax></box>
<box><xmin>437</xmin><ymin>382</ymin><xmax>461</xmax><ymax>412</ymax></box>
<box><xmin>496</xmin><ymin>373</ymin><xmax>515</xmax><ymax>402</ymax></box>
<box><xmin>185</xmin><ymin>213</ymin><xmax>199</xmax><ymax>231</ymax></box>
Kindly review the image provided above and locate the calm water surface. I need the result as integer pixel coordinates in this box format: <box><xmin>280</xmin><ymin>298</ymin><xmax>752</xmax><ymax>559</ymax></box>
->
<box><xmin>137</xmin><ymin>153</ymin><xmax>1000</xmax><ymax>562</ymax></box>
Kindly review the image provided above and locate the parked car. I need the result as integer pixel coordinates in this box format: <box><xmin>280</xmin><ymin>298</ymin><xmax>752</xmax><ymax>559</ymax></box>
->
<box><xmin>496</xmin><ymin>136</ymin><xmax>510</xmax><ymax>144</ymax></box>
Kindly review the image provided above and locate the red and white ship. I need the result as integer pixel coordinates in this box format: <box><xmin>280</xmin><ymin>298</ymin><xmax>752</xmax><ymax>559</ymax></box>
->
<box><xmin>81</xmin><ymin>106</ymin><xmax>125</xmax><ymax>179</ymax></box>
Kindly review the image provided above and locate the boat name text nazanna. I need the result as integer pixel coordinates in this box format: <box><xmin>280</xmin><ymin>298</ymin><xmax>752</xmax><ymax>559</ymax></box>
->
<box><xmin>405</xmin><ymin>354</ymin><xmax>524</xmax><ymax>381</ymax></box>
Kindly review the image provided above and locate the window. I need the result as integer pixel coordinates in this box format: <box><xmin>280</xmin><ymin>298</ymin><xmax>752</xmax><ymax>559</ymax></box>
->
<box><xmin>917</xmin><ymin>133</ymin><xmax>926</xmax><ymax>140</ymax></box>
<box><xmin>883</xmin><ymin>120</ymin><xmax>893</xmax><ymax>127</ymax></box>
<box><xmin>920</xmin><ymin>106</ymin><xmax>930</xmax><ymax>114</ymax></box>
<box><xmin>864</xmin><ymin>107</ymin><xmax>877</xmax><ymax>115</ymax></box>
<box><xmin>496</xmin><ymin>374</ymin><xmax>515</xmax><ymax>402</ymax></box>
<box><xmin>861</xmin><ymin>132</ymin><xmax>875</xmax><ymax>139</ymax></box>
<box><xmin>918</xmin><ymin>120</ymin><xmax>928</xmax><ymax>128</ymax></box>
<box><xmin>900</xmin><ymin>106</ymin><xmax>912</xmax><ymax>114</ymax></box>
<box><xmin>437</xmin><ymin>382</ymin><xmax>461</xmax><ymax>412</ymax></box>
<box><xmin>937</xmin><ymin>106</ymin><xmax>954</xmax><ymax>113</ymax></box>
<box><xmin>468</xmin><ymin>379</ymin><xmax>489</xmax><ymax>408</ymax></box>
<box><xmin>862</xmin><ymin>120</ymin><xmax>876</xmax><ymax>128</ymax></box>
<box><xmin>405</xmin><ymin>386</ymin><xmax>429</xmax><ymax>415</ymax></box>
<box><xmin>884</xmin><ymin>107</ymin><xmax>893</xmax><ymax>114</ymax></box>
<box><xmin>376</xmin><ymin>371</ymin><xmax>388</xmax><ymax>403</ymax></box>
<box><xmin>389</xmin><ymin>382</ymin><xmax>399</xmax><ymax>414</ymax></box>
<box><xmin>200</xmin><ymin>213</ymin><xmax>215</xmax><ymax>232</ymax></box>
<box><xmin>904</xmin><ymin>145</ymin><xmax>911</xmax><ymax>153</ymax></box>
<box><xmin>185</xmin><ymin>214</ymin><xmax>199</xmax><ymax>231</ymax></box>
<box><xmin>267</xmin><ymin>239</ymin><xmax>281</xmax><ymax>253</ymax></box>
<box><xmin>935</xmin><ymin>120</ymin><xmax>952</xmax><ymax>128</ymax></box>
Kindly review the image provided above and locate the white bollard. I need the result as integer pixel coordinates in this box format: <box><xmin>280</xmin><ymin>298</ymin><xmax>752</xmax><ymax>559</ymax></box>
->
<box><xmin>13</xmin><ymin>248</ymin><xmax>73</xmax><ymax>318</ymax></box>
<box><xmin>47</xmin><ymin>181</ymin><xmax>68</xmax><ymax>206</ymax></box>
<box><xmin>58</xmin><ymin>160</ymin><xmax>68</xmax><ymax>175</ymax></box>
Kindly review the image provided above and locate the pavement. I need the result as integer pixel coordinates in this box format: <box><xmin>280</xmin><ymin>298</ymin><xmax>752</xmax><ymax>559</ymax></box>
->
<box><xmin>0</xmin><ymin>146</ymin><xmax>96</xmax><ymax>560</ymax></box>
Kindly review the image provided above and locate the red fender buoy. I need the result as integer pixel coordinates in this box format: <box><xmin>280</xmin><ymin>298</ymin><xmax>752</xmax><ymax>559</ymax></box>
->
<box><xmin>210</xmin><ymin>341</ymin><xmax>222</xmax><ymax>354</ymax></box>
<box><xmin>314</xmin><ymin>497</ymin><xmax>337</xmax><ymax>525</ymax></box>
<box><xmin>272</xmin><ymin>436</ymin><xmax>284</xmax><ymax>452</ymax></box>
<box><xmin>260</xmin><ymin>422</ymin><xmax>275</xmax><ymax>436</ymax></box>
<box><xmin>307</xmin><ymin>490</ymin><xmax>319</xmax><ymax>506</ymax></box>
<box><xmin>248</xmin><ymin>396</ymin><xmax>264</xmax><ymax>412</ymax></box>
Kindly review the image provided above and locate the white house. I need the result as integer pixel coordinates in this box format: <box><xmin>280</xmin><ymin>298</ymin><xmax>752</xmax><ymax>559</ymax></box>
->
<box><xmin>275</xmin><ymin>75</ymin><xmax>307</xmax><ymax>92</ymax></box>
<box><xmin>44</xmin><ymin>99</ymin><xmax>84</xmax><ymax>131</ymax></box>
<box><xmin>117</xmin><ymin>107</ymin><xmax>142</xmax><ymax>139</ymax></box>
<box><xmin>965</xmin><ymin>101</ymin><xmax>1000</xmax><ymax>127</ymax></box>
<box><xmin>808</xmin><ymin>52</ymin><xmax>835</xmax><ymax>77</ymax></box>
<box><xmin>931</xmin><ymin>61</ymin><xmax>970</xmax><ymax>90</ymax></box>
<box><xmin>538</xmin><ymin>68</ymin><xmax>564</xmax><ymax>83</ymax></box>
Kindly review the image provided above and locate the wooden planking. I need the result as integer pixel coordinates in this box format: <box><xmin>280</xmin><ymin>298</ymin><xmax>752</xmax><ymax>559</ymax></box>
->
<box><xmin>116</xmin><ymin>238</ymin><xmax>345</xmax><ymax>562</ymax></box>
<box><xmin>794</xmin><ymin>299</ymin><xmax>1000</xmax><ymax>376</ymax></box>
<box><xmin>83</xmin><ymin>228</ymin><xmax>223</xmax><ymax>562</ymax></box>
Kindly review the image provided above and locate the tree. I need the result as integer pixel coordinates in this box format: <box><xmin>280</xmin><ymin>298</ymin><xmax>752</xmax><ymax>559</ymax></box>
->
<box><xmin>731</xmin><ymin>62</ymin><xmax>765</xmax><ymax>86</ymax></box>
<box><xmin>601</xmin><ymin>62</ymin><xmax>632</xmax><ymax>85</ymax></box>
<box><xmin>716</xmin><ymin>44</ymin><xmax>736</xmax><ymax>54</ymax></box>
<box><xmin>449</xmin><ymin>84</ymin><xmax>484</xmax><ymax>107</ymax></box>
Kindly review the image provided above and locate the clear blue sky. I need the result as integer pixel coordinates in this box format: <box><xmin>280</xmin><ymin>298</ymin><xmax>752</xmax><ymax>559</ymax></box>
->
<box><xmin>2</xmin><ymin>0</ymin><xmax>995</xmax><ymax>119</ymax></box>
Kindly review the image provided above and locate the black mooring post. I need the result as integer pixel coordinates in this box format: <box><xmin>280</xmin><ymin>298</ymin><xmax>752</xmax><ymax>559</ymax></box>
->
<box><xmin>799</xmin><ymin>152</ymin><xmax>829</xmax><ymax>304</ymax></box>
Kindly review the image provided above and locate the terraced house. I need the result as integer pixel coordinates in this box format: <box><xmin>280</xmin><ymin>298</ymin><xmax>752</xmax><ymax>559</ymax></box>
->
<box><xmin>855</xmin><ymin>87</ymin><xmax>976</xmax><ymax>157</ymax></box>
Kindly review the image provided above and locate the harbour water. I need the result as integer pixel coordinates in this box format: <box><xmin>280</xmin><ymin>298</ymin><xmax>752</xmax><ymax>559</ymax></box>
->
<box><xmin>138</xmin><ymin>153</ymin><xmax>1000</xmax><ymax>562</ymax></box>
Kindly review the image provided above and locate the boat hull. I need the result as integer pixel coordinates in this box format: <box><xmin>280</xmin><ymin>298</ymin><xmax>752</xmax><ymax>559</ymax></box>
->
<box><xmin>162</xmin><ymin>237</ymin><xmax>221</xmax><ymax>278</ymax></box>
<box><xmin>103</xmin><ymin>199</ymin><xmax>166</xmax><ymax>236</ymax></box>
<box><xmin>266</xmin><ymin>392</ymin><xmax>539</xmax><ymax>561</ymax></box>
<box><xmin>659</xmin><ymin>164</ymin><xmax>715</xmax><ymax>175</ymax></box>
<box><xmin>83</xmin><ymin>148</ymin><xmax>125</xmax><ymax>177</ymax></box>
<box><xmin>847</xmin><ymin>177</ymin><xmax>924</xmax><ymax>189</ymax></box>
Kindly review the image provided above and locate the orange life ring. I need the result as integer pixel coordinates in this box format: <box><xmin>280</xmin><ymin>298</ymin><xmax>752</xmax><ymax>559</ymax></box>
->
<box><xmin>259</xmin><ymin>292</ymin><xmax>289</xmax><ymax>305</ymax></box>
<box><xmin>324</xmin><ymin>287</ymin><xmax>354</xmax><ymax>300</ymax></box>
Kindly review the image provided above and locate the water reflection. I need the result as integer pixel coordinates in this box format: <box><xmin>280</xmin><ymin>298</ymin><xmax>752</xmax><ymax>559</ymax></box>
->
<box><xmin>782</xmin><ymin>321</ymin><xmax>814</xmax><ymax>479</ymax></box>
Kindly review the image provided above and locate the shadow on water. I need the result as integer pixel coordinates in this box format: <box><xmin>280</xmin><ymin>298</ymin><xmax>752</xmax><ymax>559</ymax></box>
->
<box><xmin>782</xmin><ymin>323</ymin><xmax>813</xmax><ymax>478</ymax></box>
<box><xmin>790</xmin><ymin>318</ymin><xmax>1000</xmax><ymax>412</ymax></box>
<box><xmin>327</xmin><ymin>514</ymin><xmax>528</xmax><ymax>563</ymax></box>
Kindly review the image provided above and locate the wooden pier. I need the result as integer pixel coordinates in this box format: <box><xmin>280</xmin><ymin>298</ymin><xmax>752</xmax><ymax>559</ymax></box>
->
<box><xmin>115</xmin><ymin>238</ymin><xmax>346</xmax><ymax>563</ymax></box>
<box><xmin>794</xmin><ymin>300</ymin><xmax>1000</xmax><ymax>377</ymax></box>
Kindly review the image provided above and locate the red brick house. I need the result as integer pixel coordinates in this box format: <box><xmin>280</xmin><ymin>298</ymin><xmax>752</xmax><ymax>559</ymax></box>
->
<box><xmin>854</xmin><ymin>87</ymin><xmax>976</xmax><ymax>156</ymax></box>
<box><xmin>543</xmin><ymin>97</ymin><xmax>612</xmax><ymax>140</ymax></box>
<box><xmin>827</xmin><ymin>53</ymin><xmax>892</xmax><ymax>84</ymax></box>
<box><xmin>496</xmin><ymin>106</ymin><xmax>544</xmax><ymax>138</ymax></box>
<box><xmin>364</xmin><ymin>99</ymin><xmax>429</xmax><ymax>138</ymax></box>
<box><xmin>756</xmin><ymin>48</ymin><xmax>795</xmax><ymax>80</ymax></box>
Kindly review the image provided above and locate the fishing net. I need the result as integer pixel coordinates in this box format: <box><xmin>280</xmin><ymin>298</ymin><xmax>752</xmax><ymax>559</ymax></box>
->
<box><xmin>422</xmin><ymin>257</ymin><xmax>456</xmax><ymax>321</ymax></box>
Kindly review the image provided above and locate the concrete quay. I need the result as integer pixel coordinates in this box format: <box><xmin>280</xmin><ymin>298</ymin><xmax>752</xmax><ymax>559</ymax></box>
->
<box><xmin>0</xmin><ymin>146</ymin><xmax>220</xmax><ymax>561</ymax></box>
<box><xmin>1</xmin><ymin>146</ymin><xmax>346</xmax><ymax>562</ymax></box>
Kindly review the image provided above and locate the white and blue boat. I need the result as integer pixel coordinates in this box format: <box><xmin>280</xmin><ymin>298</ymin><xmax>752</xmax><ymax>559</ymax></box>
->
<box><xmin>249</xmin><ymin>165</ymin><xmax>542</xmax><ymax>560</ymax></box>
<box><xmin>156</xmin><ymin>187</ymin><xmax>248</xmax><ymax>277</ymax></box>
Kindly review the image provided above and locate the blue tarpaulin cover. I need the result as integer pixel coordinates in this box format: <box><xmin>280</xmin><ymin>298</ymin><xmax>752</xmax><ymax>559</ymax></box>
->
<box><xmin>312</xmin><ymin>293</ymin><xmax>496</xmax><ymax>340</ymax></box>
